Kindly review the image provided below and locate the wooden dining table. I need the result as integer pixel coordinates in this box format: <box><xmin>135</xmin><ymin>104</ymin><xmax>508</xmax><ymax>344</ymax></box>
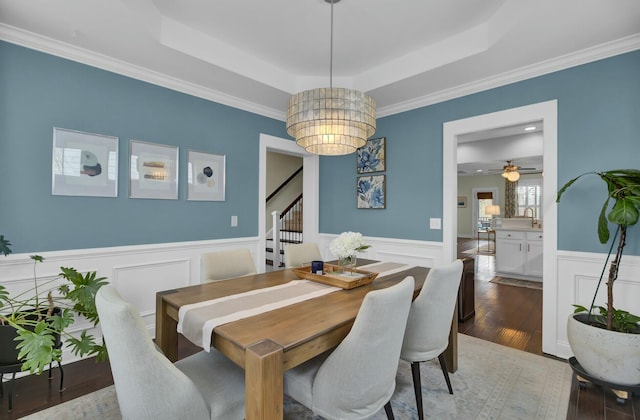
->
<box><xmin>156</xmin><ymin>260</ymin><xmax>458</xmax><ymax>420</ymax></box>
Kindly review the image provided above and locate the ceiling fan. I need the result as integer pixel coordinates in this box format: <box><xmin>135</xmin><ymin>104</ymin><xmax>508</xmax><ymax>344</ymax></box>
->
<box><xmin>487</xmin><ymin>160</ymin><xmax>538</xmax><ymax>182</ymax></box>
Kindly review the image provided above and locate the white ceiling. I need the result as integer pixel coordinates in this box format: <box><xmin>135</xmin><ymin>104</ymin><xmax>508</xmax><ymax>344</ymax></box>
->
<box><xmin>1</xmin><ymin>0</ymin><xmax>639</xmax><ymax>120</ymax></box>
<box><xmin>457</xmin><ymin>122</ymin><xmax>544</xmax><ymax>175</ymax></box>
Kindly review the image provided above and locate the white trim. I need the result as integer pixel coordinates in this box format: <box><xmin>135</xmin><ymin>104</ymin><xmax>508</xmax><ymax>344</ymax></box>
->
<box><xmin>258</xmin><ymin>134</ymin><xmax>320</xmax><ymax>271</ymax></box>
<box><xmin>0</xmin><ymin>24</ymin><xmax>285</xmax><ymax>120</ymax></box>
<box><xmin>0</xmin><ymin>237</ymin><xmax>262</xmax><ymax>368</ymax></box>
<box><xmin>317</xmin><ymin>233</ymin><xmax>443</xmax><ymax>269</ymax></box>
<box><xmin>378</xmin><ymin>35</ymin><xmax>640</xmax><ymax>117</ymax></box>
<box><xmin>2</xmin><ymin>24</ymin><xmax>637</xmax><ymax>121</ymax></box>
<box><xmin>555</xmin><ymin>251</ymin><xmax>640</xmax><ymax>359</ymax></box>
<box><xmin>443</xmin><ymin>100</ymin><xmax>559</xmax><ymax>355</ymax></box>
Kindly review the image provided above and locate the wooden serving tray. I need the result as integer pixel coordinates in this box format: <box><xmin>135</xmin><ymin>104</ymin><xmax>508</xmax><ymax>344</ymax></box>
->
<box><xmin>293</xmin><ymin>264</ymin><xmax>378</xmax><ymax>289</ymax></box>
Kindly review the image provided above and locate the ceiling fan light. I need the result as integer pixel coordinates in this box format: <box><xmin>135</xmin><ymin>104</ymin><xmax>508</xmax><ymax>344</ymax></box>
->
<box><xmin>501</xmin><ymin>171</ymin><xmax>508</xmax><ymax>178</ymax></box>
<box><xmin>506</xmin><ymin>171</ymin><xmax>520</xmax><ymax>182</ymax></box>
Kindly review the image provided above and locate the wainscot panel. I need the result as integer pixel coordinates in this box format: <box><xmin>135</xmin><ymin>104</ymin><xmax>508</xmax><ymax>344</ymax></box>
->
<box><xmin>555</xmin><ymin>251</ymin><xmax>640</xmax><ymax>359</ymax></box>
<box><xmin>0</xmin><ymin>237</ymin><xmax>261</xmax><ymax>368</ymax></box>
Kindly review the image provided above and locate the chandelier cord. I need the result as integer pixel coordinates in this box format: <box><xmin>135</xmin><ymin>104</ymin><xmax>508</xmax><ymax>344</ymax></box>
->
<box><xmin>329</xmin><ymin>0</ymin><xmax>334</xmax><ymax>89</ymax></box>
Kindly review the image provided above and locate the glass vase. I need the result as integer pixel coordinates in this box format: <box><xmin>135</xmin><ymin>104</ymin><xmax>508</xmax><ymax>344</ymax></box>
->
<box><xmin>338</xmin><ymin>254</ymin><xmax>357</xmax><ymax>275</ymax></box>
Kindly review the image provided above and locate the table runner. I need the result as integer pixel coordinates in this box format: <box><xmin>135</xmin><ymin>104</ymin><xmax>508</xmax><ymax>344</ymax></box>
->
<box><xmin>178</xmin><ymin>262</ymin><xmax>417</xmax><ymax>351</ymax></box>
<box><xmin>178</xmin><ymin>280</ymin><xmax>340</xmax><ymax>351</ymax></box>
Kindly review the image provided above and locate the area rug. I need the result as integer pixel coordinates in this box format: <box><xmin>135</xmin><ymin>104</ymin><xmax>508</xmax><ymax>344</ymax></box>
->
<box><xmin>490</xmin><ymin>276</ymin><xmax>543</xmax><ymax>290</ymax></box>
<box><xmin>22</xmin><ymin>334</ymin><xmax>571</xmax><ymax>419</ymax></box>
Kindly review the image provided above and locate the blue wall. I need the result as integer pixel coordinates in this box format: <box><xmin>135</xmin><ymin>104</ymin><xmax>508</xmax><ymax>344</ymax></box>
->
<box><xmin>0</xmin><ymin>41</ymin><xmax>288</xmax><ymax>253</ymax></box>
<box><xmin>319</xmin><ymin>50</ymin><xmax>640</xmax><ymax>255</ymax></box>
<box><xmin>2</xmin><ymin>41</ymin><xmax>639</xmax><ymax>256</ymax></box>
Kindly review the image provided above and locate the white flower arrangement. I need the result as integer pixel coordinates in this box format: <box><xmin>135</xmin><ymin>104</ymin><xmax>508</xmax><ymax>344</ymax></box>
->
<box><xmin>329</xmin><ymin>231</ymin><xmax>371</xmax><ymax>259</ymax></box>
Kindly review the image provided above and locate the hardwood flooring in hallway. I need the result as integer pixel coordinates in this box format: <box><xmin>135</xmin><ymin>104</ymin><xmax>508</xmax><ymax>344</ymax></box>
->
<box><xmin>456</xmin><ymin>246</ymin><xmax>542</xmax><ymax>355</ymax></box>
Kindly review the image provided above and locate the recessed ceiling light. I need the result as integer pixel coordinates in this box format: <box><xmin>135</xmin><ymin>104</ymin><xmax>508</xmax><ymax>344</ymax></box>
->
<box><xmin>524</xmin><ymin>126</ymin><xmax>536</xmax><ymax>131</ymax></box>
<box><xmin>476</xmin><ymin>169</ymin><xmax>483</xmax><ymax>172</ymax></box>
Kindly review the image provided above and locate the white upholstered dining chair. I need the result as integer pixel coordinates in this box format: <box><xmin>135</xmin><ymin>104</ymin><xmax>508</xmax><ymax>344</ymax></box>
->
<box><xmin>284</xmin><ymin>242</ymin><xmax>322</xmax><ymax>268</ymax></box>
<box><xmin>201</xmin><ymin>248</ymin><xmax>257</xmax><ymax>282</ymax></box>
<box><xmin>95</xmin><ymin>285</ymin><xmax>246</xmax><ymax>420</ymax></box>
<box><xmin>400</xmin><ymin>259</ymin><xmax>463</xmax><ymax>420</ymax></box>
<box><xmin>283</xmin><ymin>276</ymin><xmax>415</xmax><ymax>420</ymax></box>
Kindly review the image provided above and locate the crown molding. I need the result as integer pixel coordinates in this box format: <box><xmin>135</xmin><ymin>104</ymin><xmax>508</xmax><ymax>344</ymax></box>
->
<box><xmin>0</xmin><ymin>24</ymin><xmax>286</xmax><ymax>121</ymax></box>
<box><xmin>377</xmin><ymin>34</ymin><xmax>640</xmax><ymax>117</ymax></box>
<box><xmin>2</xmin><ymin>23</ymin><xmax>637</xmax><ymax>121</ymax></box>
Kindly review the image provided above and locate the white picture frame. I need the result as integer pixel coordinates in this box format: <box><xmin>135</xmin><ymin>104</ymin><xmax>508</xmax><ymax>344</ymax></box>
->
<box><xmin>52</xmin><ymin>127</ymin><xmax>119</xmax><ymax>197</ymax></box>
<box><xmin>129</xmin><ymin>140</ymin><xmax>178</xmax><ymax>200</ymax></box>
<box><xmin>187</xmin><ymin>150</ymin><xmax>226</xmax><ymax>201</ymax></box>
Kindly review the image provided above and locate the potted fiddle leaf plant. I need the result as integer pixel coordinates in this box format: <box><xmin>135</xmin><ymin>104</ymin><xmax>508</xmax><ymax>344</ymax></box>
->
<box><xmin>556</xmin><ymin>169</ymin><xmax>640</xmax><ymax>385</ymax></box>
<box><xmin>0</xmin><ymin>238</ymin><xmax>108</xmax><ymax>375</ymax></box>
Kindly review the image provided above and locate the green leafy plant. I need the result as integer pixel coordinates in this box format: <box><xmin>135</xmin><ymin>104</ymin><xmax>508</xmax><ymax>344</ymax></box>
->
<box><xmin>0</xmin><ymin>250</ymin><xmax>108</xmax><ymax>374</ymax></box>
<box><xmin>557</xmin><ymin>169</ymin><xmax>640</xmax><ymax>332</ymax></box>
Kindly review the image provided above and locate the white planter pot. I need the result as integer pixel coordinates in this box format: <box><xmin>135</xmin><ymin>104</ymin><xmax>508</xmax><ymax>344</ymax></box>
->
<box><xmin>567</xmin><ymin>313</ymin><xmax>640</xmax><ymax>386</ymax></box>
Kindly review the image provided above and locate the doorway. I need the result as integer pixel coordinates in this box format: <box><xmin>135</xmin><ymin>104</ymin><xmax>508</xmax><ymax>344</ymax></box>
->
<box><xmin>258</xmin><ymin>134</ymin><xmax>320</xmax><ymax>273</ymax></box>
<box><xmin>443</xmin><ymin>100</ymin><xmax>559</xmax><ymax>356</ymax></box>
<box><xmin>471</xmin><ymin>187</ymin><xmax>499</xmax><ymax>240</ymax></box>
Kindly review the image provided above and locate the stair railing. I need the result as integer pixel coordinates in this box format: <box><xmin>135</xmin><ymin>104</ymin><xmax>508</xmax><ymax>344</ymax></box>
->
<box><xmin>266</xmin><ymin>166</ymin><xmax>303</xmax><ymax>203</ymax></box>
<box><xmin>271</xmin><ymin>210</ymin><xmax>282</xmax><ymax>267</ymax></box>
<box><xmin>280</xmin><ymin>194</ymin><xmax>303</xmax><ymax>244</ymax></box>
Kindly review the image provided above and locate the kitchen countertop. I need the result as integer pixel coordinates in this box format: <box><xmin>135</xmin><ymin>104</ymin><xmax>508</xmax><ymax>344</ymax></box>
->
<box><xmin>494</xmin><ymin>226</ymin><xmax>543</xmax><ymax>232</ymax></box>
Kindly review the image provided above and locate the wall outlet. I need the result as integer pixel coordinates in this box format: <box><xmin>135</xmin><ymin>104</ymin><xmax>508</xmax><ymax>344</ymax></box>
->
<box><xmin>429</xmin><ymin>218</ymin><xmax>441</xmax><ymax>230</ymax></box>
<box><xmin>231</xmin><ymin>215</ymin><xmax>238</xmax><ymax>227</ymax></box>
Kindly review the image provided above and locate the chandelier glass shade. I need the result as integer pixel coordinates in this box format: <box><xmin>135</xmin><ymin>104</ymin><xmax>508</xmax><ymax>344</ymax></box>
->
<box><xmin>285</xmin><ymin>0</ymin><xmax>376</xmax><ymax>155</ymax></box>
<box><xmin>286</xmin><ymin>87</ymin><xmax>376</xmax><ymax>155</ymax></box>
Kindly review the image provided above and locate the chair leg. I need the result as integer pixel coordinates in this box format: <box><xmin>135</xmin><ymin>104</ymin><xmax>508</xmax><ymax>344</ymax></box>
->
<box><xmin>383</xmin><ymin>401</ymin><xmax>395</xmax><ymax>420</ymax></box>
<box><xmin>410</xmin><ymin>362</ymin><xmax>424</xmax><ymax>420</ymax></box>
<box><xmin>438</xmin><ymin>352</ymin><xmax>454</xmax><ymax>394</ymax></box>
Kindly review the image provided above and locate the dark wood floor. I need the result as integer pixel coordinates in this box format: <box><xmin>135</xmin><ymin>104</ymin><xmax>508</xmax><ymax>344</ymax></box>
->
<box><xmin>1</xmin><ymin>239</ymin><xmax>637</xmax><ymax>419</ymax></box>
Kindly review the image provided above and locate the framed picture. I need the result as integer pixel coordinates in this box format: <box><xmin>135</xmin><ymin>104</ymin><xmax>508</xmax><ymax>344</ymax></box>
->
<box><xmin>356</xmin><ymin>137</ymin><xmax>386</xmax><ymax>173</ymax></box>
<box><xmin>129</xmin><ymin>140</ymin><xmax>178</xmax><ymax>200</ymax></box>
<box><xmin>457</xmin><ymin>196</ymin><xmax>467</xmax><ymax>208</ymax></box>
<box><xmin>187</xmin><ymin>150</ymin><xmax>226</xmax><ymax>201</ymax></box>
<box><xmin>52</xmin><ymin>127</ymin><xmax>119</xmax><ymax>197</ymax></box>
<box><xmin>357</xmin><ymin>175</ymin><xmax>386</xmax><ymax>209</ymax></box>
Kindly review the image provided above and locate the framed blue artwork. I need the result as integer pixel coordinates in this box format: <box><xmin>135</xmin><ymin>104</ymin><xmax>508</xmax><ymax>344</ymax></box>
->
<box><xmin>357</xmin><ymin>175</ymin><xmax>386</xmax><ymax>209</ymax></box>
<box><xmin>356</xmin><ymin>137</ymin><xmax>385</xmax><ymax>173</ymax></box>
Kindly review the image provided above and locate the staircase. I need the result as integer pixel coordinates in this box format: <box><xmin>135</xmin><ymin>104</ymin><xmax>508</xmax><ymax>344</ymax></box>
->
<box><xmin>266</xmin><ymin>194</ymin><xmax>303</xmax><ymax>267</ymax></box>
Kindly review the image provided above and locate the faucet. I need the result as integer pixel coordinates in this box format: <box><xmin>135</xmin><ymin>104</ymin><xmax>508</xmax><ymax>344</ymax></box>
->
<box><xmin>523</xmin><ymin>207</ymin><xmax>536</xmax><ymax>228</ymax></box>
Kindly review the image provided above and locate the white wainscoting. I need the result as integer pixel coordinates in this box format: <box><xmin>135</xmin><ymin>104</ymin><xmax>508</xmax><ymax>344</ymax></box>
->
<box><xmin>555</xmin><ymin>250</ymin><xmax>640</xmax><ymax>359</ymax></box>
<box><xmin>0</xmin><ymin>237</ymin><xmax>261</xmax><ymax>366</ymax></box>
<box><xmin>317</xmin><ymin>234</ymin><xmax>445</xmax><ymax>269</ymax></box>
<box><xmin>7</xmin><ymin>236</ymin><xmax>638</xmax><ymax>366</ymax></box>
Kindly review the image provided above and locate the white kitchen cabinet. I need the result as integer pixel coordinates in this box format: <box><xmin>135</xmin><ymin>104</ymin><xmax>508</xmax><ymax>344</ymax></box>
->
<box><xmin>495</xmin><ymin>230</ymin><xmax>543</xmax><ymax>280</ymax></box>
<box><xmin>524</xmin><ymin>232</ymin><xmax>543</xmax><ymax>277</ymax></box>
